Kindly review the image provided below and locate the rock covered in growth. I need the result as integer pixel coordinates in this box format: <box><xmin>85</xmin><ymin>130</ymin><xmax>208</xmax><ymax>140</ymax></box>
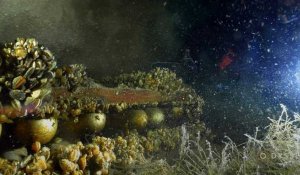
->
<box><xmin>0</xmin><ymin>137</ymin><xmax>116</xmax><ymax>174</ymax></box>
<box><xmin>102</xmin><ymin>67</ymin><xmax>205</xmax><ymax>119</ymax></box>
<box><xmin>103</xmin><ymin>67</ymin><xmax>184</xmax><ymax>94</ymax></box>
<box><xmin>0</xmin><ymin>127</ymin><xmax>200</xmax><ymax>174</ymax></box>
<box><xmin>0</xmin><ymin>38</ymin><xmax>208</xmax><ymax>174</ymax></box>
<box><xmin>52</xmin><ymin>139</ymin><xmax>116</xmax><ymax>174</ymax></box>
<box><xmin>0</xmin><ymin>38</ymin><xmax>57</xmax><ymax>119</ymax></box>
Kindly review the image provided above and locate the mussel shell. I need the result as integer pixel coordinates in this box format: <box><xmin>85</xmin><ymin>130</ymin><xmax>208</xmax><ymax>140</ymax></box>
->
<box><xmin>9</xmin><ymin>90</ymin><xmax>26</xmax><ymax>101</ymax></box>
<box><xmin>11</xmin><ymin>99</ymin><xmax>22</xmax><ymax>111</ymax></box>
<box><xmin>43</xmin><ymin>49</ymin><xmax>53</xmax><ymax>59</ymax></box>
<box><xmin>14</xmin><ymin>117</ymin><xmax>58</xmax><ymax>144</ymax></box>
<box><xmin>23</xmin><ymin>67</ymin><xmax>35</xmax><ymax>79</ymax></box>
<box><xmin>24</xmin><ymin>97</ymin><xmax>41</xmax><ymax>108</ymax></box>
<box><xmin>12</xmin><ymin>76</ymin><xmax>26</xmax><ymax>89</ymax></box>
<box><xmin>127</xmin><ymin>110</ymin><xmax>148</xmax><ymax>129</ymax></box>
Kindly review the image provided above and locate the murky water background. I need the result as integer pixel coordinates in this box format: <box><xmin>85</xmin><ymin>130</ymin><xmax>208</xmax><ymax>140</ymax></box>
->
<box><xmin>1</xmin><ymin>0</ymin><xmax>300</xmax><ymax>174</ymax></box>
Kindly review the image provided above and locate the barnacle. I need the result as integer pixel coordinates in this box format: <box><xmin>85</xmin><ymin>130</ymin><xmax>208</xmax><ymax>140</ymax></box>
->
<box><xmin>53</xmin><ymin>64</ymin><xmax>88</xmax><ymax>91</ymax></box>
<box><xmin>114</xmin><ymin>132</ymin><xmax>146</xmax><ymax>166</ymax></box>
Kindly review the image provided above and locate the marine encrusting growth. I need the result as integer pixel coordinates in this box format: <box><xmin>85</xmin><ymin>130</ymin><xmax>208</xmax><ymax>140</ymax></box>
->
<box><xmin>0</xmin><ymin>38</ymin><xmax>206</xmax><ymax>174</ymax></box>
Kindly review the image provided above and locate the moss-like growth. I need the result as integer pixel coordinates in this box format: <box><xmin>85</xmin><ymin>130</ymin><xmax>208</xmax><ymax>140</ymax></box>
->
<box><xmin>176</xmin><ymin>104</ymin><xmax>300</xmax><ymax>175</ymax></box>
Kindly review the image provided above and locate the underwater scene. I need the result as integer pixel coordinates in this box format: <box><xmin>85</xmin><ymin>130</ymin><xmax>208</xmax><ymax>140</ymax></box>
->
<box><xmin>1</xmin><ymin>0</ymin><xmax>300</xmax><ymax>174</ymax></box>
